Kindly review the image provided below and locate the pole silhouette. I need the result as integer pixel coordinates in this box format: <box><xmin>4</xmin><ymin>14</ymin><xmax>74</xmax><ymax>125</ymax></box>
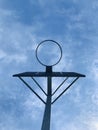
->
<box><xmin>13</xmin><ymin>40</ymin><xmax>86</xmax><ymax>130</ymax></box>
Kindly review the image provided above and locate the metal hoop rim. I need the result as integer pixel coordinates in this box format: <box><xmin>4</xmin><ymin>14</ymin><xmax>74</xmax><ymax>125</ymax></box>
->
<box><xmin>36</xmin><ymin>40</ymin><xmax>62</xmax><ymax>66</ymax></box>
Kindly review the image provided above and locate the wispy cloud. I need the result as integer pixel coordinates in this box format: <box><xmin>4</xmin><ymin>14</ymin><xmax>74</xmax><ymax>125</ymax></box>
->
<box><xmin>0</xmin><ymin>50</ymin><xmax>6</xmax><ymax>59</ymax></box>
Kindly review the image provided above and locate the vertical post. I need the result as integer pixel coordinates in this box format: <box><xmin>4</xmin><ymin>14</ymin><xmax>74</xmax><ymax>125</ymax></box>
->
<box><xmin>41</xmin><ymin>76</ymin><xmax>52</xmax><ymax>130</ymax></box>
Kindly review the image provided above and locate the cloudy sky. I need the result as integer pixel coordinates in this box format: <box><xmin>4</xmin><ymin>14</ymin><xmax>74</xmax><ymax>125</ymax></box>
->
<box><xmin>0</xmin><ymin>0</ymin><xmax>98</xmax><ymax>130</ymax></box>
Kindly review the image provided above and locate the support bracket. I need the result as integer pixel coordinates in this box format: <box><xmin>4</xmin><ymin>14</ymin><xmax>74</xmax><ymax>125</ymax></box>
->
<box><xmin>52</xmin><ymin>77</ymin><xmax>79</xmax><ymax>104</ymax></box>
<box><xmin>19</xmin><ymin>77</ymin><xmax>46</xmax><ymax>104</ymax></box>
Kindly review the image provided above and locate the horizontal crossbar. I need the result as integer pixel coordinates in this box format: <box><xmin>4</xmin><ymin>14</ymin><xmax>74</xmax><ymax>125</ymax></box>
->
<box><xmin>13</xmin><ymin>72</ymin><xmax>85</xmax><ymax>77</ymax></box>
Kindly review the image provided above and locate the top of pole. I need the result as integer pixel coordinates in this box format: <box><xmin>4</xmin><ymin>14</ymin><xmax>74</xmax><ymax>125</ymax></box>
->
<box><xmin>13</xmin><ymin>39</ymin><xmax>86</xmax><ymax>77</ymax></box>
<box><xmin>36</xmin><ymin>40</ymin><xmax>62</xmax><ymax>67</ymax></box>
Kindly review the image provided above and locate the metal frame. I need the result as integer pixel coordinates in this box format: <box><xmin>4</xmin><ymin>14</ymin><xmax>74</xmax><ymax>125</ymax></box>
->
<box><xmin>13</xmin><ymin>66</ymin><xmax>85</xmax><ymax>130</ymax></box>
<box><xmin>13</xmin><ymin>40</ymin><xmax>85</xmax><ymax>130</ymax></box>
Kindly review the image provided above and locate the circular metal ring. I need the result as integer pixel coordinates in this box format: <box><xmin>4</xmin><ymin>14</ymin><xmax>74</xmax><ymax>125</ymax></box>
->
<box><xmin>36</xmin><ymin>40</ymin><xmax>62</xmax><ymax>66</ymax></box>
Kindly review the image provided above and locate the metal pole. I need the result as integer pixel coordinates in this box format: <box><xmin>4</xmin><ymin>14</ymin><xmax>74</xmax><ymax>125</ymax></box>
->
<box><xmin>41</xmin><ymin>76</ymin><xmax>52</xmax><ymax>130</ymax></box>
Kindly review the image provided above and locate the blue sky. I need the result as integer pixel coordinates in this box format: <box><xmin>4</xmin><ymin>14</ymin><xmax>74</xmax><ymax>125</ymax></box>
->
<box><xmin>0</xmin><ymin>0</ymin><xmax>98</xmax><ymax>130</ymax></box>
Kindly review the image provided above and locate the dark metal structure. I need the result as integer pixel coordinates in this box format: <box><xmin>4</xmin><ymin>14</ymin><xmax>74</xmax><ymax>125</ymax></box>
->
<box><xmin>13</xmin><ymin>40</ymin><xmax>85</xmax><ymax>130</ymax></box>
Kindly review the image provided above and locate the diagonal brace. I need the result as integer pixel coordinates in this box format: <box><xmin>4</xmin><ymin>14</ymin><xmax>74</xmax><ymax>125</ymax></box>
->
<box><xmin>52</xmin><ymin>77</ymin><xmax>79</xmax><ymax>104</ymax></box>
<box><xmin>19</xmin><ymin>77</ymin><xmax>46</xmax><ymax>104</ymax></box>
<box><xmin>31</xmin><ymin>77</ymin><xmax>47</xmax><ymax>96</ymax></box>
<box><xmin>52</xmin><ymin>77</ymin><xmax>68</xmax><ymax>96</ymax></box>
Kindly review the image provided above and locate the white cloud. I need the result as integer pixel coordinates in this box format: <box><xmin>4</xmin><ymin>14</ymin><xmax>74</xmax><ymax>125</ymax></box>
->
<box><xmin>0</xmin><ymin>9</ymin><xmax>40</xmax><ymax>65</ymax></box>
<box><xmin>0</xmin><ymin>114</ymin><xmax>23</xmax><ymax>130</ymax></box>
<box><xmin>90</xmin><ymin>59</ymin><xmax>98</xmax><ymax>81</ymax></box>
<box><xmin>83</xmin><ymin>119</ymin><xmax>98</xmax><ymax>130</ymax></box>
<box><xmin>0</xmin><ymin>49</ymin><xmax>27</xmax><ymax>63</ymax></box>
<box><xmin>7</xmin><ymin>54</ymin><xmax>27</xmax><ymax>63</ymax></box>
<box><xmin>0</xmin><ymin>50</ymin><xmax>7</xmax><ymax>59</ymax></box>
<box><xmin>69</xmin><ymin>84</ymin><xmax>82</xmax><ymax>103</ymax></box>
<box><xmin>91</xmin><ymin>89</ymin><xmax>98</xmax><ymax>106</ymax></box>
<box><xmin>0</xmin><ymin>8</ymin><xmax>40</xmax><ymax>53</ymax></box>
<box><xmin>0</xmin><ymin>8</ymin><xmax>18</xmax><ymax>25</ymax></box>
<box><xmin>55</xmin><ymin>122</ymin><xmax>78</xmax><ymax>130</ymax></box>
<box><xmin>23</xmin><ymin>93</ymin><xmax>44</xmax><ymax>120</ymax></box>
<box><xmin>92</xmin><ymin>121</ymin><xmax>98</xmax><ymax>130</ymax></box>
<box><xmin>54</xmin><ymin>53</ymin><xmax>73</xmax><ymax>71</ymax></box>
<box><xmin>52</xmin><ymin>108</ymin><xmax>98</xmax><ymax>130</ymax></box>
